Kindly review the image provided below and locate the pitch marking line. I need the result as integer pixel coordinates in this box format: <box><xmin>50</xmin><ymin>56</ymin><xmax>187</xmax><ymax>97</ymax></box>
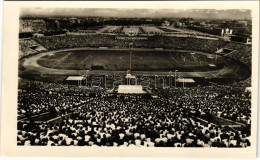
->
<box><xmin>80</xmin><ymin>52</ymin><xmax>93</xmax><ymax>64</ymax></box>
<box><xmin>169</xmin><ymin>53</ymin><xmax>181</xmax><ymax>65</ymax></box>
<box><xmin>51</xmin><ymin>53</ymin><xmax>72</xmax><ymax>69</ymax></box>
<box><xmin>67</xmin><ymin>54</ymin><xmax>78</xmax><ymax>62</ymax></box>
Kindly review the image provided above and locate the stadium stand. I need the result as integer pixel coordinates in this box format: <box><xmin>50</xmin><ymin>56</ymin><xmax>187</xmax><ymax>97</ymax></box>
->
<box><xmin>19</xmin><ymin>38</ymin><xmax>47</xmax><ymax>59</ymax></box>
<box><xmin>33</xmin><ymin>35</ymin><xmax>227</xmax><ymax>53</ymax></box>
<box><xmin>140</xmin><ymin>26</ymin><xmax>164</xmax><ymax>34</ymax></box>
<box><xmin>223</xmin><ymin>42</ymin><xmax>252</xmax><ymax>69</ymax></box>
<box><xmin>17</xmin><ymin>78</ymin><xmax>251</xmax><ymax>147</ymax></box>
<box><xmin>18</xmin><ymin>33</ymin><xmax>252</xmax><ymax>147</ymax></box>
<box><xmin>31</xmin><ymin>35</ymin><xmax>251</xmax><ymax>69</ymax></box>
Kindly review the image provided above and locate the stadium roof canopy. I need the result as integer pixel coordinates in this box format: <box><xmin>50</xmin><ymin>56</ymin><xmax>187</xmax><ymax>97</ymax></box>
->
<box><xmin>209</xmin><ymin>64</ymin><xmax>216</xmax><ymax>67</ymax></box>
<box><xmin>176</xmin><ymin>78</ymin><xmax>195</xmax><ymax>83</ymax></box>
<box><xmin>66</xmin><ymin>76</ymin><xmax>85</xmax><ymax>81</ymax></box>
<box><xmin>118</xmin><ymin>85</ymin><xmax>145</xmax><ymax>94</ymax></box>
<box><xmin>125</xmin><ymin>74</ymin><xmax>136</xmax><ymax>79</ymax></box>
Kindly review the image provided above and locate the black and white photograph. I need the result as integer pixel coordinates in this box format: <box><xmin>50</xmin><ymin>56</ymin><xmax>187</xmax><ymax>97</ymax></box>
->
<box><xmin>1</xmin><ymin>1</ymin><xmax>259</xmax><ymax>158</ymax></box>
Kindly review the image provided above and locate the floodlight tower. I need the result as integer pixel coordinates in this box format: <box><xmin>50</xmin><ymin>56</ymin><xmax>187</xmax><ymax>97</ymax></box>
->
<box><xmin>129</xmin><ymin>43</ymin><xmax>133</xmax><ymax>71</ymax></box>
<box><xmin>130</xmin><ymin>48</ymin><xmax>132</xmax><ymax>71</ymax></box>
<box><xmin>178</xmin><ymin>76</ymin><xmax>185</xmax><ymax>89</ymax></box>
<box><xmin>168</xmin><ymin>71</ymin><xmax>172</xmax><ymax>88</ymax></box>
<box><xmin>215</xmin><ymin>48</ymin><xmax>218</xmax><ymax>62</ymax></box>
<box><xmin>175</xmin><ymin>70</ymin><xmax>178</xmax><ymax>89</ymax></box>
<box><xmin>85</xmin><ymin>69</ymin><xmax>90</xmax><ymax>87</ymax></box>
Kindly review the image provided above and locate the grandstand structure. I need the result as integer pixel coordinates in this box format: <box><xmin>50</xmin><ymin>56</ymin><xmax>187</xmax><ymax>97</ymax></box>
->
<box><xmin>19</xmin><ymin>34</ymin><xmax>250</xmax><ymax>82</ymax></box>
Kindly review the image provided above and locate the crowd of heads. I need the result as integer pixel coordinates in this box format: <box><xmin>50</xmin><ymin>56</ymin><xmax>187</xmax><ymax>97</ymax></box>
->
<box><xmin>33</xmin><ymin>34</ymin><xmax>228</xmax><ymax>53</ymax></box>
<box><xmin>18</xmin><ymin>33</ymin><xmax>252</xmax><ymax>147</ymax></box>
<box><xmin>140</xmin><ymin>26</ymin><xmax>165</xmax><ymax>34</ymax></box>
<box><xmin>105</xmin><ymin>26</ymin><xmax>124</xmax><ymax>33</ymax></box>
<box><xmin>19</xmin><ymin>39</ymin><xmax>47</xmax><ymax>59</ymax></box>
<box><xmin>225</xmin><ymin>42</ymin><xmax>252</xmax><ymax>69</ymax></box>
<box><xmin>17</xmin><ymin>78</ymin><xmax>251</xmax><ymax>147</ymax></box>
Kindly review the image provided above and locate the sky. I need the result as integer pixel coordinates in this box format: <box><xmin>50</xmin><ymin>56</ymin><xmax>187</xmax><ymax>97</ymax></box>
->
<box><xmin>20</xmin><ymin>8</ymin><xmax>251</xmax><ymax>19</ymax></box>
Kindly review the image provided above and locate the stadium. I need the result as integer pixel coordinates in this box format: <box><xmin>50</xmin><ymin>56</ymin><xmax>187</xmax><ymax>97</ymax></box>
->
<box><xmin>18</xmin><ymin>25</ymin><xmax>252</xmax><ymax>147</ymax></box>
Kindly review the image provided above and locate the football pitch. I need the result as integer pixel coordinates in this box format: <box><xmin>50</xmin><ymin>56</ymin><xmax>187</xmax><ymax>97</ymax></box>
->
<box><xmin>37</xmin><ymin>49</ymin><xmax>227</xmax><ymax>72</ymax></box>
<box><xmin>20</xmin><ymin>48</ymin><xmax>250</xmax><ymax>84</ymax></box>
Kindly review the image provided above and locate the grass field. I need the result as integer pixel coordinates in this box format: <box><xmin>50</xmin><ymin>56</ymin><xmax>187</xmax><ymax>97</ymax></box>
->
<box><xmin>37</xmin><ymin>49</ymin><xmax>227</xmax><ymax>72</ymax></box>
<box><xmin>20</xmin><ymin>48</ymin><xmax>250</xmax><ymax>84</ymax></box>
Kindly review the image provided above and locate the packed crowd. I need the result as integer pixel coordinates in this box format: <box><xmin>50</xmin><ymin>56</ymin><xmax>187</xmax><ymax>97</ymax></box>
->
<box><xmin>17</xmin><ymin>78</ymin><xmax>251</xmax><ymax>147</ymax></box>
<box><xmin>18</xmin><ymin>35</ymin><xmax>250</xmax><ymax>69</ymax></box>
<box><xmin>158</xmin><ymin>27</ymin><xmax>179</xmax><ymax>33</ymax></box>
<box><xmin>19</xmin><ymin>39</ymin><xmax>47</xmax><ymax>59</ymax></box>
<box><xmin>18</xmin><ymin>79</ymin><xmax>103</xmax><ymax>120</ymax></box>
<box><xmin>224</xmin><ymin>42</ymin><xmax>252</xmax><ymax>69</ymax></box>
<box><xmin>19</xmin><ymin>32</ymin><xmax>252</xmax><ymax>72</ymax></box>
<box><xmin>106</xmin><ymin>26</ymin><xmax>124</xmax><ymax>33</ymax></box>
<box><xmin>18</xmin><ymin>31</ymin><xmax>252</xmax><ymax>147</ymax></box>
<box><xmin>140</xmin><ymin>26</ymin><xmax>165</xmax><ymax>34</ymax></box>
<box><xmin>34</xmin><ymin>34</ymin><xmax>227</xmax><ymax>53</ymax></box>
<box><xmin>154</xmin><ymin>82</ymin><xmax>251</xmax><ymax>125</ymax></box>
<box><xmin>34</xmin><ymin>35</ymin><xmax>116</xmax><ymax>50</ymax></box>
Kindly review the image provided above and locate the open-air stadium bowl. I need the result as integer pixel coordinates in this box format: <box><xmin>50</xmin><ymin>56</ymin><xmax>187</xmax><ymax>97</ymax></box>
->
<box><xmin>19</xmin><ymin>47</ymin><xmax>250</xmax><ymax>85</ymax></box>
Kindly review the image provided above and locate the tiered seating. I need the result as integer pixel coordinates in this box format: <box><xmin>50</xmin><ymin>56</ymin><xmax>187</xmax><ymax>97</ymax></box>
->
<box><xmin>19</xmin><ymin>39</ymin><xmax>47</xmax><ymax>59</ymax></box>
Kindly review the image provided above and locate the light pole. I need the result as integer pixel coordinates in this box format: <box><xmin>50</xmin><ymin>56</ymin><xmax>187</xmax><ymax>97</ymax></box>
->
<box><xmin>183</xmin><ymin>77</ymin><xmax>185</xmax><ymax>89</ymax></box>
<box><xmin>168</xmin><ymin>71</ymin><xmax>172</xmax><ymax>88</ymax></box>
<box><xmin>215</xmin><ymin>48</ymin><xmax>218</xmax><ymax>61</ymax></box>
<box><xmin>129</xmin><ymin>47</ymin><xmax>132</xmax><ymax>71</ymax></box>
<box><xmin>175</xmin><ymin>70</ymin><xmax>178</xmax><ymax>89</ymax></box>
<box><xmin>86</xmin><ymin>70</ymin><xmax>90</xmax><ymax>88</ymax></box>
<box><xmin>104</xmin><ymin>75</ymin><xmax>110</xmax><ymax>89</ymax></box>
<box><xmin>154</xmin><ymin>75</ymin><xmax>158</xmax><ymax>89</ymax></box>
<box><xmin>79</xmin><ymin>75</ymin><xmax>84</xmax><ymax>87</ymax></box>
<box><xmin>178</xmin><ymin>76</ymin><xmax>185</xmax><ymax>89</ymax></box>
<box><xmin>127</xmin><ymin>70</ymin><xmax>130</xmax><ymax>85</ymax></box>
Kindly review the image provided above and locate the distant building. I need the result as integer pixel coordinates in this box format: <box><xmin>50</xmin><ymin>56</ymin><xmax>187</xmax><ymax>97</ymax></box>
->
<box><xmin>175</xmin><ymin>22</ymin><xmax>185</xmax><ymax>28</ymax></box>
<box><xmin>33</xmin><ymin>33</ymin><xmax>44</xmax><ymax>38</ymax></box>
<box><xmin>45</xmin><ymin>19</ymin><xmax>58</xmax><ymax>30</ymax></box>
<box><xmin>20</xmin><ymin>20</ymin><xmax>33</xmax><ymax>33</ymax></box>
<box><xmin>69</xmin><ymin>18</ymin><xmax>77</xmax><ymax>24</ymax></box>
<box><xmin>76</xmin><ymin>19</ymin><xmax>81</xmax><ymax>24</ymax></box>
<box><xmin>145</xmin><ymin>19</ymin><xmax>153</xmax><ymax>22</ymax></box>
<box><xmin>221</xmin><ymin>28</ymin><xmax>233</xmax><ymax>36</ymax></box>
<box><xmin>55</xmin><ymin>20</ymin><xmax>60</xmax><ymax>30</ymax></box>
<box><xmin>161</xmin><ymin>21</ymin><xmax>170</xmax><ymax>26</ymax></box>
<box><xmin>237</xmin><ymin>21</ymin><xmax>248</xmax><ymax>27</ymax></box>
<box><xmin>200</xmin><ymin>21</ymin><xmax>206</xmax><ymax>26</ymax></box>
<box><xmin>20</xmin><ymin>19</ymin><xmax>46</xmax><ymax>33</ymax></box>
<box><xmin>31</xmin><ymin>19</ymin><xmax>46</xmax><ymax>32</ymax></box>
<box><xmin>187</xmin><ymin>25</ymin><xmax>232</xmax><ymax>36</ymax></box>
<box><xmin>59</xmin><ymin>19</ymin><xmax>71</xmax><ymax>29</ymax></box>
